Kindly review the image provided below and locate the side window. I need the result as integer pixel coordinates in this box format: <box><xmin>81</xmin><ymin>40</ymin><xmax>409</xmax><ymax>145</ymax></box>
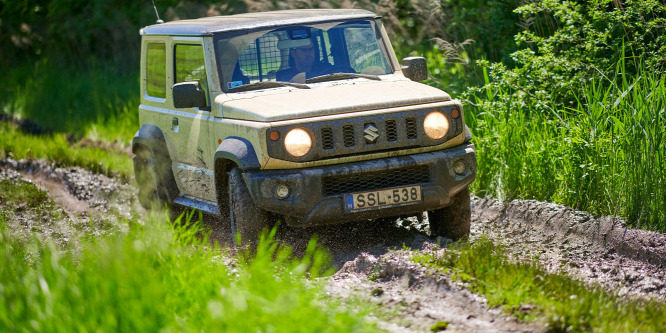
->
<box><xmin>175</xmin><ymin>44</ymin><xmax>209</xmax><ymax>104</ymax></box>
<box><xmin>146</xmin><ymin>42</ymin><xmax>166</xmax><ymax>99</ymax></box>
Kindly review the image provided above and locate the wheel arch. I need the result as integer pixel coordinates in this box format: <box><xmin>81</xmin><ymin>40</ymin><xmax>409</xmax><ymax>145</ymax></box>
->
<box><xmin>132</xmin><ymin>124</ymin><xmax>180</xmax><ymax>202</ymax></box>
<box><xmin>213</xmin><ymin>136</ymin><xmax>261</xmax><ymax>216</ymax></box>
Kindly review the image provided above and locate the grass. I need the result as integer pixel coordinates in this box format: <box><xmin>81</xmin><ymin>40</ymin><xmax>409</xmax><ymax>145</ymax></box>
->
<box><xmin>0</xmin><ymin>178</ymin><xmax>51</xmax><ymax>209</ymax></box>
<box><xmin>412</xmin><ymin>238</ymin><xmax>666</xmax><ymax>332</ymax></box>
<box><xmin>0</xmin><ymin>210</ymin><xmax>377</xmax><ymax>332</ymax></box>
<box><xmin>1</xmin><ymin>59</ymin><xmax>139</xmax><ymax>146</ymax></box>
<box><xmin>469</xmin><ymin>59</ymin><xmax>666</xmax><ymax>231</ymax></box>
<box><xmin>0</xmin><ymin>122</ymin><xmax>134</xmax><ymax>181</ymax></box>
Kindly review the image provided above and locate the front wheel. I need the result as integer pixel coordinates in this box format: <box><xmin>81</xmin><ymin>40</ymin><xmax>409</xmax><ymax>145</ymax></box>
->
<box><xmin>228</xmin><ymin>168</ymin><xmax>268</xmax><ymax>246</ymax></box>
<box><xmin>427</xmin><ymin>186</ymin><xmax>471</xmax><ymax>241</ymax></box>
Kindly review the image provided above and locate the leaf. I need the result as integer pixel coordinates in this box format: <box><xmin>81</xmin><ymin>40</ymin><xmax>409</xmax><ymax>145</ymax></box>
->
<box><xmin>609</xmin><ymin>116</ymin><xmax>626</xmax><ymax>132</ymax></box>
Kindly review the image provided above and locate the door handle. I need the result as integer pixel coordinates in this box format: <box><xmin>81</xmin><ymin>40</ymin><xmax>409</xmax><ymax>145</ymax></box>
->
<box><xmin>171</xmin><ymin>117</ymin><xmax>179</xmax><ymax>132</ymax></box>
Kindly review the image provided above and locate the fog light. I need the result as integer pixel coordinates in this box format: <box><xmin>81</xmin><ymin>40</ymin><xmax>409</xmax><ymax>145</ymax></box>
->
<box><xmin>454</xmin><ymin>160</ymin><xmax>467</xmax><ymax>175</ymax></box>
<box><xmin>275</xmin><ymin>184</ymin><xmax>290</xmax><ymax>199</ymax></box>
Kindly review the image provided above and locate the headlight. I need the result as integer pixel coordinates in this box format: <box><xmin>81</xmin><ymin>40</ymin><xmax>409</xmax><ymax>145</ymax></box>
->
<box><xmin>423</xmin><ymin>111</ymin><xmax>449</xmax><ymax>140</ymax></box>
<box><xmin>284</xmin><ymin>128</ymin><xmax>312</xmax><ymax>157</ymax></box>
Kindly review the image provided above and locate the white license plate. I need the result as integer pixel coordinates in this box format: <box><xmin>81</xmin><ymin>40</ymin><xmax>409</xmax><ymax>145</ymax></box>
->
<box><xmin>344</xmin><ymin>185</ymin><xmax>421</xmax><ymax>212</ymax></box>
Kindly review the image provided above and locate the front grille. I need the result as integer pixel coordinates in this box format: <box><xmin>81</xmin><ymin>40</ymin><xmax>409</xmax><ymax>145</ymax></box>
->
<box><xmin>385</xmin><ymin>120</ymin><xmax>398</xmax><ymax>142</ymax></box>
<box><xmin>321</xmin><ymin>127</ymin><xmax>334</xmax><ymax>150</ymax></box>
<box><xmin>406</xmin><ymin>117</ymin><xmax>418</xmax><ymax>139</ymax></box>
<box><xmin>343</xmin><ymin>125</ymin><xmax>355</xmax><ymax>147</ymax></box>
<box><xmin>322</xmin><ymin>165</ymin><xmax>430</xmax><ymax>196</ymax></box>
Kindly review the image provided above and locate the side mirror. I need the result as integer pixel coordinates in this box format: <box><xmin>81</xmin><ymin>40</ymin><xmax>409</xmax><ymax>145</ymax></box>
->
<box><xmin>401</xmin><ymin>57</ymin><xmax>428</xmax><ymax>82</ymax></box>
<box><xmin>172</xmin><ymin>81</ymin><xmax>207</xmax><ymax>109</ymax></box>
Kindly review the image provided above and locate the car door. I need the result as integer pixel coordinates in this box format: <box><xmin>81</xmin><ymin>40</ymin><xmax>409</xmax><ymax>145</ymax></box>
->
<box><xmin>166</xmin><ymin>38</ymin><xmax>216</xmax><ymax>201</ymax></box>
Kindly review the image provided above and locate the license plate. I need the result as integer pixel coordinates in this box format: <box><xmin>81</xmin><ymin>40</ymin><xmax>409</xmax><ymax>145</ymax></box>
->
<box><xmin>344</xmin><ymin>185</ymin><xmax>421</xmax><ymax>212</ymax></box>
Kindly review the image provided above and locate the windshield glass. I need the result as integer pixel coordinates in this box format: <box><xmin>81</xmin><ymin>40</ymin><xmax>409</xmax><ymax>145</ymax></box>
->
<box><xmin>214</xmin><ymin>19</ymin><xmax>394</xmax><ymax>92</ymax></box>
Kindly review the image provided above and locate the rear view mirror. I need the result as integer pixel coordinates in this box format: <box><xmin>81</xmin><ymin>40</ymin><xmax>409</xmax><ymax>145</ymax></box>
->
<box><xmin>173</xmin><ymin>81</ymin><xmax>207</xmax><ymax>109</ymax></box>
<box><xmin>401</xmin><ymin>57</ymin><xmax>428</xmax><ymax>82</ymax></box>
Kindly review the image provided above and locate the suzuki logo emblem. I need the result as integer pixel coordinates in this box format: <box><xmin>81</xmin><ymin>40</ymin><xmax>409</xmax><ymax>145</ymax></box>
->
<box><xmin>364</xmin><ymin>124</ymin><xmax>380</xmax><ymax>143</ymax></box>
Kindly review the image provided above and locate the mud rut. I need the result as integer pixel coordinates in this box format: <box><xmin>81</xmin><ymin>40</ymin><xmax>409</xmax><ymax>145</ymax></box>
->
<box><xmin>2</xmin><ymin>157</ymin><xmax>665</xmax><ymax>332</ymax></box>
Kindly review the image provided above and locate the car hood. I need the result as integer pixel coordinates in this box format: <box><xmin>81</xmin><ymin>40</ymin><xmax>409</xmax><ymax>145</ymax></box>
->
<box><xmin>217</xmin><ymin>79</ymin><xmax>451</xmax><ymax>122</ymax></box>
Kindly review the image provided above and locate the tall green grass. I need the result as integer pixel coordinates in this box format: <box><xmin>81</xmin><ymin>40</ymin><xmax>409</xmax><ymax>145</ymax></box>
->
<box><xmin>469</xmin><ymin>60</ymin><xmax>666</xmax><ymax>231</ymax></box>
<box><xmin>0</xmin><ymin>122</ymin><xmax>133</xmax><ymax>180</ymax></box>
<box><xmin>2</xmin><ymin>60</ymin><xmax>138</xmax><ymax>145</ymax></box>
<box><xmin>0</xmin><ymin>212</ymin><xmax>376</xmax><ymax>332</ymax></box>
<box><xmin>412</xmin><ymin>239</ymin><xmax>666</xmax><ymax>332</ymax></box>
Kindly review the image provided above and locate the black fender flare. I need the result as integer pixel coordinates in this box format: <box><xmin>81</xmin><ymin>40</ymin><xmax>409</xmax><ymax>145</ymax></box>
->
<box><xmin>213</xmin><ymin>137</ymin><xmax>261</xmax><ymax>215</ymax></box>
<box><xmin>214</xmin><ymin>137</ymin><xmax>261</xmax><ymax>171</ymax></box>
<box><xmin>132</xmin><ymin>124</ymin><xmax>180</xmax><ymax>202</ymax></box>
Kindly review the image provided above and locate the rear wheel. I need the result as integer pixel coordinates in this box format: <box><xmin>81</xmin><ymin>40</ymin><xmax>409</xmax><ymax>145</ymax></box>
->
<box><xmin>427</xmin><ymin>186</ymin><xmax>471</xmax><ymax>241</ymax></box>
<box><xmin>228</xmin><ymin>167</ymin><xmax>269</xmax><ymax>246</ymax></box>
<box><xmin>134</xmin><ymin>149</ymin><xmax>169</xmax><ymax>210</ymax></box>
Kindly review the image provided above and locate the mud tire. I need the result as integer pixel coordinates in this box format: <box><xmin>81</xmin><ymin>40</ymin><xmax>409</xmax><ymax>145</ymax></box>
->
<box><xmin>228</xmin><ymin>168</ymin><xmax>268</xmax><ymax>246</ymax></box>
<box><xmin>428</xmin><ymin>186</ymin><xmax>471</xmax><ymax>241</ymax></box>
<box><xmin>135</xmin><ymin>149</ymin><xmax>169</xmax><ymax>210</ymax></box>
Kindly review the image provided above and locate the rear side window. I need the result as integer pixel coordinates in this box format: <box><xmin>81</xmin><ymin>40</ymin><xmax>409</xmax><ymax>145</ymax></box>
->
<box><xmin>146</xmin><ymin>42</ymin><xmax>166</xmax><ymax>98</ymax></box>
<box><xmin>175</xmin><ymin>44</ymin><xmax>209</xmax><ymax>104</ymax></box>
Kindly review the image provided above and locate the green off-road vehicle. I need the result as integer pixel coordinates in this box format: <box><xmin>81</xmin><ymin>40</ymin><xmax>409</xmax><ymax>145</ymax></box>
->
<box><xmin>133</xmin><ymin>9</ymin><xmax>476</xmax><ymax>244</ymax></box>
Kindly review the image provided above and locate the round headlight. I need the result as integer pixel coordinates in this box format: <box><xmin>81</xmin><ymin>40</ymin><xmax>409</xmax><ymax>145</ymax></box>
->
<box><xmin>423</xmin><ymin>111</ymin><xmax>450</xmax><ymax>140</ymax></box>
<box><xmin>284</xmin><ymin>128</ymin><xmax>312</xmax><ymax>157</ymax></box>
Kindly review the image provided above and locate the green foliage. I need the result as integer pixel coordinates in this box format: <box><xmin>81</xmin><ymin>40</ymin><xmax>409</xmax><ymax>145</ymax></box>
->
<box><xmin>0</xmin><ymin>122</ymin><xmax>134</xmax><ymax>180</ymax></box>
<box><xmin>0</xmin><ymin>0</ymin><xmax>248</xmax><ymax>69</ymax></box>
<box><xmin>0</xmin><ymin>0</ymin><xmax>247</xmax><ymax>143</ymax></box>
<box><xmin>0</xmin><ymin>178</ymin><xmax>51</xmax><ymax>209</ymax></box>
<box><xmin>474</xmin><ymin>0</ymin><xmax>666</xmax><ymax>111</ymax></box>
<box><xmin>463</xmin><ymin>0</ymin><xmax>666</xmax><ymax>231</ymax></box>
<box><xmin>469</xmin><ymin>59</ymin><xmax>666</xmax><ymax>231</ymax></box>
<box><xmin>430</xmin><ymin>321</ymin><xmax>449</xmax><ymax>332</ymax></box>
<box><xmin>2</xmin><ymin>60</ymin><xmax>139</xmax><ymax>144</ymax></box>
<box><xmin>385</xmin><ymin>0</ymin><xmax>522</xmax><ymax>63</ymax></box>
<box><xmin>381</xmin><ymin>0</ymin><xmax>522</xmax><ymax>95</ymax></box>
<box><xmin>412</xmin><ymin>239</ymin><xmax>666</xmax><ymax>332</ymax></box>
<box><xmin>0</xmin><ymin>213</ymin><xmax>375</xmax><ymax>332</ymax></box>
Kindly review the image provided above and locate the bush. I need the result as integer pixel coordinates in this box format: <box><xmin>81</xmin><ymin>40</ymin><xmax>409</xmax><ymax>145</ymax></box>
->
<box><xmin>473</xmin><ymin>0</ymin><xmax>666</xmax><ymax>112</ymax></box>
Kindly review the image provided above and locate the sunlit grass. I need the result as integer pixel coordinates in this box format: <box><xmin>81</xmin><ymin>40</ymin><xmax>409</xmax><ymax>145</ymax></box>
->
<box><xmin>0</xmin><ymin>211</ymin><xmax>376</xmax><ymax>332</ymax></box>
<box><xmin>0</xmin><ymin>122</ymin><xmax>133</xmax><ymax>181</ymax></box>
<box><xmin>412</xmin><ymin>239</ymin><xmax>666</xmax><ymax>332</ymax></box>
<box><xmin>2</xmin><ymin>59</ymin><xmax>139</xmax><ymax>145</ymax></box>
<box><xmin>469</xmin><ymin>59</ymin><xmax>666</xmax><ymax>231</ymax></box>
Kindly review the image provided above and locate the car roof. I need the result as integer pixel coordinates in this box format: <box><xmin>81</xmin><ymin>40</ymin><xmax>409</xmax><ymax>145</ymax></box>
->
<box><xmin>140</xmin><ymin>9</ymin><xmax>380</xmax><ymax>36</ymax></box>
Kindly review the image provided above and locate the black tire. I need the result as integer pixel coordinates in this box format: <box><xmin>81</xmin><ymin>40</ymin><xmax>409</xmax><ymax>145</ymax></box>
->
<box><xmin>427</xmin><ymin>186</ymin><xmax>471</xmax><ymax>241</ymax></box>
<box><xmin>228</xmin><ymin>168</ymin><xmax>268</xmax><ymax>246</ymax></box>
<box><xmin>134</xmin><ymin>149</ymin><xmax>169</xmax><ymax>210</ymax></box>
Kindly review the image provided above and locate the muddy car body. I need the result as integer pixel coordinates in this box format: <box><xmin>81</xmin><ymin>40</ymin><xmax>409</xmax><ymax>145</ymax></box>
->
<box><xmin>133</xmin><ymin>9</ymin><xmax>476</xmax><ymax>243</ymax></box>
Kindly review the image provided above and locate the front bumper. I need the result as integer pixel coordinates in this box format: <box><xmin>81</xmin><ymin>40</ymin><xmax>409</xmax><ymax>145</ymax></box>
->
<box><xmin>243</xmin><ymin>143</ymin><xmax>476</xmax><ymax>227</ymax></box>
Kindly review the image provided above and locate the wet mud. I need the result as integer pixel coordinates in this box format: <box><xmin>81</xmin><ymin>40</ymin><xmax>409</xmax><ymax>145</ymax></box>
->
<box><xmin>2</xmin><ymin>157</ymin><xmax>666</xmax><ymax>332</ymax></box>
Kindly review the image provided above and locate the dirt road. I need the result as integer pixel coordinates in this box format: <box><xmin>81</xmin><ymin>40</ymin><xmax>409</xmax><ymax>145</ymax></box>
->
<box><xmin>2</xmin><ymin>157</ymin><xmax>665</xmax><ymax>332</ymax></box>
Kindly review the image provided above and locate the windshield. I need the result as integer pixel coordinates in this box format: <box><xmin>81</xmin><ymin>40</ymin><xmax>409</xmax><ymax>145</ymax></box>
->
<box><xmin>214</xmin><ymin>19</ymin><xmax>394</xmax><ymax>92</ymax></box>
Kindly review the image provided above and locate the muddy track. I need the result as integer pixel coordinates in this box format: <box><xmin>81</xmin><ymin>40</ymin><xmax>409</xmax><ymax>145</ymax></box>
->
<box><xmin>2</xmin><ymin>157</ymin><xmax>665</xmax><ymax>332</ymax></box>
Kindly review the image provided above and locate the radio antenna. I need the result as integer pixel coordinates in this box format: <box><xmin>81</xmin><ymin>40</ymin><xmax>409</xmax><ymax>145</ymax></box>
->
<box><xmin>151</xmin><ymin>0</ymin><xmax>164</xmax><ymax>24</ymax></box>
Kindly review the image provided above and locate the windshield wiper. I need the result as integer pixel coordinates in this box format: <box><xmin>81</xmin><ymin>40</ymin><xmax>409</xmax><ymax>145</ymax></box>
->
<box><xmin>228</xmin><ymin>81</ymin><xmax>310</xmax><ymax>92</ymax></box>
<box><xmin>305</xmin><ymin>73</ymin><xmax>381</xmax><ymax>84</ymax></box>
